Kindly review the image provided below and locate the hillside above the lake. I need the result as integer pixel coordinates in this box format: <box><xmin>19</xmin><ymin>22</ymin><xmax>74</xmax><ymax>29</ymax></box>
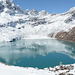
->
<box><xmin>0</xmin><ymin>0</ymin><xmax>75</xmax><ymax>42</ymax></box>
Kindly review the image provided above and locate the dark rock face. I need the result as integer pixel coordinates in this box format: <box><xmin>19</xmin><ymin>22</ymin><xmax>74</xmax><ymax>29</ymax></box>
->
<box><xmin>65</xmin><ymin>18</ymin><xmax>72</xmax><ymax>23</ymax></box>
<box><xmin>0</xmin><ymin>3</ymin><xmax>4</xmax><ymax>12</ymax></box>
<box><xmin>72</xmin><ymin>12</ymin><xmax>75</xmax><ymax>18</ymax></box>
<box><xmin>55</xmin><ymin>27</ymin><xmax>75</xmax><ymax>42</ymax></box>
<box><xmin>65</xmin><ymin>12</ymin><xmax>75</xmax><ymax>23</ymax></box>
<box><xmin>10</xmin><ymin>37</ymin><xmax>21</xmax><ymax>42</ymax></box>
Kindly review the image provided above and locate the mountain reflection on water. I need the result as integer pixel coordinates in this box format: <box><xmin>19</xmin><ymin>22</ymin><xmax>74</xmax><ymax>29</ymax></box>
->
<box><xmin>0</xmin><ymin>39</ymin><xmax>75</xmax><ymax>68</ymax></box>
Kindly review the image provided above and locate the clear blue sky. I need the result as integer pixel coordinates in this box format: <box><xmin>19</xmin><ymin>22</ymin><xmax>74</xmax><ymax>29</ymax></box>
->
<box><xmin>13</xmin><ymin>0</ymin><xmax>75</xmax><ymax>14</ymax></box>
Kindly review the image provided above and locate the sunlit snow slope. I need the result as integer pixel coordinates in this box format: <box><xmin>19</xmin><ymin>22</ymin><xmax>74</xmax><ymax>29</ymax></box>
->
<box><xmin>0</xmin><ymin>0</ymin><xmax>75</xmax><ymax>42</ymax></box>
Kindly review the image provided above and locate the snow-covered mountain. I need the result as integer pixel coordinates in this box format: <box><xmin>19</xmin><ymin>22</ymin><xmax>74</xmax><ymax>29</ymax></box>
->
<box><xmin>0</xmin><ymin>0</ymin><xmax>75</xmax><ymax>42</ymax></box>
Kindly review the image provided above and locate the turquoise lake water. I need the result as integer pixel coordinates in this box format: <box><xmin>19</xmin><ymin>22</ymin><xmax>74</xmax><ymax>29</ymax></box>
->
<box><xmin>0</xmin><ymin>39</ymin><xmax>75</xmax><ymax>69</ymax></box>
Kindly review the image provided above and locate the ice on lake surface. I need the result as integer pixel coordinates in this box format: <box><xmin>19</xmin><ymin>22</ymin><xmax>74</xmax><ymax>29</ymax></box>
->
<box><xmin>0</xmin><ymin>39</ymin><xmax>75</xmax><ymax>69</ymax></box>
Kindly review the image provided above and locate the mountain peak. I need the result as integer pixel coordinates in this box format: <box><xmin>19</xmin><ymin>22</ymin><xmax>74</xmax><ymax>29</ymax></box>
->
<box><xmin>67</xmin><ymin>7</ymin><xmax>75</xmax><ymax>14</ymax></box>
<box><xmin>30</xmin><ymin>9</ymin><xmax>38</xmax><ymax>15</ymax></box>
<box><xmin>39</xmin><ymin>10</ymin><xmax>49</xmax><ymax>16</ymax></box>
<box><xmin>0</xmin><ymin>0</ymin><xmax>26</xmax><ymax>15</ymax></box>
<box><xmin>0</xmin><ymin>0</ymin><xmax>13</xmax><ymax>2</ymax></box>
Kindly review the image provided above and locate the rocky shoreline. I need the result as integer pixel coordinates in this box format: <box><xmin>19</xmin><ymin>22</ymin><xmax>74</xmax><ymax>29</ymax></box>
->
<box><xmin>0</xmin><ymin>62</ymin><xmax>75</xmax><ymax>75</ymax></box>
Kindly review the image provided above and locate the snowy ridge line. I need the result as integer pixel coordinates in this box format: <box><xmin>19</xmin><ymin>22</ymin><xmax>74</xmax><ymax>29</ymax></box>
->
<box><xmin>0</xmin><ymin>0</ymin><xmax>75</xmax><ymax>42</ymax></box>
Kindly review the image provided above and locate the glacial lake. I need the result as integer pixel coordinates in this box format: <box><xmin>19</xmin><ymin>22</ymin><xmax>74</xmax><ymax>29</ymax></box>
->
<box><xmin>0</xmin><ymin>39</ymin><xmax>75</xmax><ymax>69</ymax></box>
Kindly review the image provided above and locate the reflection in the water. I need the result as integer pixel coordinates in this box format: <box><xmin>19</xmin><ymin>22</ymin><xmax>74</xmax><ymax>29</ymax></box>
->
<box><xmin>58</xmin><ymin>40</ymin><xmax>75</xmax><ymax>59</ymax></box>
<box><xmin>0</xmin><ymin>39</ymin><xmax>75</xmax><ymax>68</ymax></box>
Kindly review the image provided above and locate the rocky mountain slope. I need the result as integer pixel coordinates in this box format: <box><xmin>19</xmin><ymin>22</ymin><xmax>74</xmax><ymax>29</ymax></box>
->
<box><xmin>0</xmin><ymin>0</ymin><xmax>75</xmax><ymax>42</ymax></box>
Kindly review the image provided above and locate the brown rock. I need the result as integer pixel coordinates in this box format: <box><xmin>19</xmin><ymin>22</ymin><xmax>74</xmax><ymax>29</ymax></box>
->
<box><xmin>55</xmin><ymin>27</ymin><xmax>75</xmax><ymax>42</ymax></box>
<box><xmin>67</xmin><ymin>73</ymin><xmax>73</xmax><ymax>75</ymax></box>
<box><xmin>59</xmin><ymin>72</ymin><xmax>66</xmax><ymax>75</ymax></box>
<box><xmin>48</xmin><ymin>33</ymin><xmax>54</xmax><ymax>38</ymax></box>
